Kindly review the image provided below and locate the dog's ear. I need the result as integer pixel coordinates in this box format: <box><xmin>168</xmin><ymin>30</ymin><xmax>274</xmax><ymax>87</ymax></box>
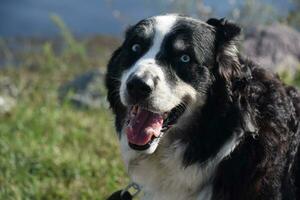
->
<box><xmin>106</xmin><ymin>47</ymin><xmax>127</xmax><ymax>133</ymax></box>
<box><xmin>207</xmin><ymin>18</ymin><xmax>241</xmax><ymax>83</ymax></box>
<box><xmin>207</xmin><ymin>18</ymin><xmax>241</xmax><ymax>43</ymax></box>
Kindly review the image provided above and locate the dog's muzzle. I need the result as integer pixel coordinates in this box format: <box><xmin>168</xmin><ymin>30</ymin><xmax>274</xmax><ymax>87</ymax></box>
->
<box><xmin>126</xmin><ymin>73</ymin><xmax>156</xmax><ymax>104</ymax></box>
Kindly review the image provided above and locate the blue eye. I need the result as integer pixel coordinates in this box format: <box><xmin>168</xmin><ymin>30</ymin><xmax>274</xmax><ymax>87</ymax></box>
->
<box><xmin>180</xmin><ymin>54</ymin><xmax>190</xmax><ymax>63</ymax></box>
<box><xmin>131</xmin><ymin>44</ymin><xmax>141</xmax><ymax>53</ymax></box>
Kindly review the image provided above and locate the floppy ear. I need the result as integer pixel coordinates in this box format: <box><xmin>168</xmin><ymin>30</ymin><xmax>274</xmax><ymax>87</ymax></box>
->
<box><xmin>207</xmin><ymin>18</ymin><xmax>241</xmax><ymax>83</ymax></box>
<box><xmin>105</xmin><ymin>47</ymin><xmax>127</xmax><ymax>134</ymax></box>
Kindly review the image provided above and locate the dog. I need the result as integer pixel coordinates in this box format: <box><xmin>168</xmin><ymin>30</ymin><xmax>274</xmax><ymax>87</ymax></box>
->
<box><xmin>105</xmin><ymin>14</ymin><xmax>300</xmax><ymax>200</ymax></box>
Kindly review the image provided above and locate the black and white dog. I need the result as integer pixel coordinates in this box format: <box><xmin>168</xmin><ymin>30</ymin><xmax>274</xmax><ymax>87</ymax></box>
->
<box><xmin>105</xmin><ymin>14</ymin><xmax>300</xmax><ymax>200</ymax></box>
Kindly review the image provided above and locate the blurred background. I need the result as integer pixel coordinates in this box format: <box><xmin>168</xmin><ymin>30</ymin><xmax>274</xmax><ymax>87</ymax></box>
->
<box><xmin>0</xmin><ymin>0</ymin><xmax>299</xmax><ymax>199</ymax></box>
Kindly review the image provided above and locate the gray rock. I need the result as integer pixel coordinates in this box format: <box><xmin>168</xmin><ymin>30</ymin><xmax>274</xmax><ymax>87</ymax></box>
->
<box><xmin>58</xmin><ymin>68</ymin><xmax>108</xmax><ymax>109</ymax></box>
<box><xmin>242</xmin><ymin>24</ymin><xmax>300</xmax><ymax>75</ymax></box>
<box><xmin>0</xmin><ymin>77</ymin><xmax>18</xmax><ymax>115</ymax></box>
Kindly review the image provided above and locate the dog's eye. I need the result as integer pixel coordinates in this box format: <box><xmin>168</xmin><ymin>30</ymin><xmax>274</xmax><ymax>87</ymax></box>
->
<box><xmin>131</xmin><ymin>44</ymin><xmax>141</xmax><ymax>53</ymax></box>
<box><xmin>180</xmin><ymin>54</ymin><xmax>190</xmax><ymax>63</ymax></box>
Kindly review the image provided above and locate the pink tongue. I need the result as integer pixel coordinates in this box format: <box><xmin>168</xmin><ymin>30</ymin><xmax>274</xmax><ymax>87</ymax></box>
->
<box><xmin>126</xmin><ymin>107</ymin><xmax>163</xmax><ymax>146</ymax></box>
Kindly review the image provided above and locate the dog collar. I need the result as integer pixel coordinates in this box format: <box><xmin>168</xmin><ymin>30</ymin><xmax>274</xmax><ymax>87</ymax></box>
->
<box><xmin>121</xmin><ymin>182</ymin><xmax>141</xmax><ymax>198</ymax></box>
<box><xmin>106</xmin><ymin>182</ymin><xmax>141</xmax><ymax>200</ymax></box>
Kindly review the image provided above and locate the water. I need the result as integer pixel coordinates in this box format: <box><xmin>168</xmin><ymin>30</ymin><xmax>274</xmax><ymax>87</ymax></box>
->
<box><xmin>0</xmin><ymin>0</ymin><xmax>291</xmax><ymax>38</ymax></box>
<box><xmin>0</xmin><ymin>0</ymin><xmax>161</xmax><ymax>37</ymax></box>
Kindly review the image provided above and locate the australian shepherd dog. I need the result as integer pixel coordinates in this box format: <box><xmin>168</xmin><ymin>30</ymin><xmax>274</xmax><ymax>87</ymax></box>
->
<box><xmin>105</xmin><ymin>14</ymin><xmax>300</xmax><ymax>200</ymax></box>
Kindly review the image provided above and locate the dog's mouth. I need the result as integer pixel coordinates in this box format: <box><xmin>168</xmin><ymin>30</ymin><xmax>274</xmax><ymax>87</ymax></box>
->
<box><xmin>125</xmin><ymin>104</ymin><xmax>185</xmax><ymax>151</ymax></box>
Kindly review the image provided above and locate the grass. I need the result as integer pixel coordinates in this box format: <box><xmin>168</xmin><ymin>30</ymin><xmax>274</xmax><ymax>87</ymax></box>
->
<box><xmin>0</xmin><ymin>17</ymin><xmax>127</xmax><ymax>200</ymax></box>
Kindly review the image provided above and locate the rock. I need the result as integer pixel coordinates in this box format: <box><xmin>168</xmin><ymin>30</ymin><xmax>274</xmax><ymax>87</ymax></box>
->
<box><xmin>0</xmin><ymin>77</ymin><xmax>18</xmax><ymax>115</ymax></box>
<box><xmin>58</xmin><ymin>68</ymin><xmax>108</xmax><ymax>109</ymax></box>
<box><xmin>242</xmin><ymin>24</ymin><xmax>300</xmax><ymax>75</ymax></box>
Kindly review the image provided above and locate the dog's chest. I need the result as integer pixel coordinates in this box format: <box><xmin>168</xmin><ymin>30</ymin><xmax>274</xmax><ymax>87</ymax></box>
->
<box><xmin>128</xmin><ymin>147</ymin><xmax>213</xmax><ymax>200</ymax></box>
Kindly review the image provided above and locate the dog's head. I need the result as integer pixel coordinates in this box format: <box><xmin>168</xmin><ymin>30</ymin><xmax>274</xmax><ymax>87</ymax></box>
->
<box><xmin>106</xmin><ymin>14</ymin><xmax>241</xmax><ymax>154</ymax></box>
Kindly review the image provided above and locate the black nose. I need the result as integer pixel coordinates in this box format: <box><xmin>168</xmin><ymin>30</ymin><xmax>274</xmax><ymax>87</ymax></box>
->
<box><xmin>126</xmin><ymin>75</ymin><xmax>152</xmax><ymax>102</ymax></box>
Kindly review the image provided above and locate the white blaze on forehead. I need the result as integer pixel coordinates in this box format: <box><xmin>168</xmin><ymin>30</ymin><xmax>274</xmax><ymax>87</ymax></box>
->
<box><xmin>148</xmin><ymin>15</ymin><xmax>177</xmax><ymax>55</ymax></box>
<box><xmin>134</xmin><ymin>14</ymin><xmax>177</xmax><ymax>75</ymax></box>
<box><xmin>135</xmin><ymin>14</ymin><xmax>178</xmax><ymax>65</ymax></box>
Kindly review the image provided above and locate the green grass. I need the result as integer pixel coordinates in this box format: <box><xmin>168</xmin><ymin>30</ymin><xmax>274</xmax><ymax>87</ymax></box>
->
<box><xmin>0</xmin><ymin>17</ymin><xmax>127</xmax><ymax>200</ymax></box>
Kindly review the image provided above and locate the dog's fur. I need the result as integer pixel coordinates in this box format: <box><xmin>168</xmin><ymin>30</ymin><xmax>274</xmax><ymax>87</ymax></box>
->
<box><xmin>105</xmin><ymin>14</ymin><xmax>300</xmax><ymax>200</ymax></box>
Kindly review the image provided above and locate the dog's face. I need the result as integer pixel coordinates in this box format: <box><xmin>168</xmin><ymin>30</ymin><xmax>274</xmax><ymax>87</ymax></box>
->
<box><xmin>106</xmin><ymin>14</ymin><xmax>241</xmax><ymax>154</ymax></box>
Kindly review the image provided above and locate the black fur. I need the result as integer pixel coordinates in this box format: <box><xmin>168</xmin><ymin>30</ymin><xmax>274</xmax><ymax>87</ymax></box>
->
<box><xmin>105</xmin><ymin>15</ymin><xmax>300</xmax><ymax>199</ymax></box>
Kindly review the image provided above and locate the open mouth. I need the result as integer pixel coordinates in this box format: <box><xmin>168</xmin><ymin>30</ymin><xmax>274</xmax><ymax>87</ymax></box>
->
<box><xmin>125</xmin><ymin>104</ymin><xmax>185</xmax><ymax>151</ymax></box>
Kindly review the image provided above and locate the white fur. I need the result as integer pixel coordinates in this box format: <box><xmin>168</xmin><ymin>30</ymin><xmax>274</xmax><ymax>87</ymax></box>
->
<box><xmin>119</xmin><ymin>125</ymin><xmax>242</xmax><ymax>200</ymax></box>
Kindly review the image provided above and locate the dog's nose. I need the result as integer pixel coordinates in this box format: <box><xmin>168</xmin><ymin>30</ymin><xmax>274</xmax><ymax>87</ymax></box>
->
<box><xmin>126</xmin><ymin>75</ymin><xmax>152</xmax><ymax>102</ymax></box>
